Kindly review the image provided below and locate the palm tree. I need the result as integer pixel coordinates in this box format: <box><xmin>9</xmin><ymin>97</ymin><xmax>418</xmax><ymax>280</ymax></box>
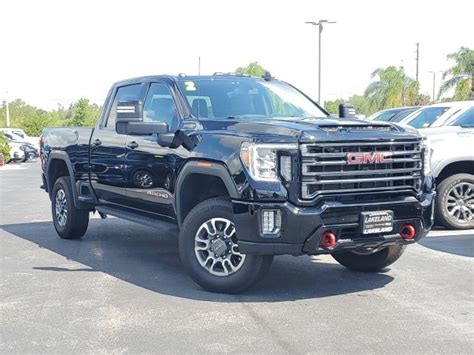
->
<box><xmin>439</xmin><ymin>47</ymin><xmax>474</xmax><ymax>100</ymax></box>
<box><xmin>364</xmin><ymin>66</ymin><xmax>419</xmax><ymax>112</ymax></box>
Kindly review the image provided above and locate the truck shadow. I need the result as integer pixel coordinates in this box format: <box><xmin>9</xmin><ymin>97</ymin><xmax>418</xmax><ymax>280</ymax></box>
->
<box><xmin>2</xmin><ymin>219</ymin><xmax>395</xmax><ymax>302</ymax></box>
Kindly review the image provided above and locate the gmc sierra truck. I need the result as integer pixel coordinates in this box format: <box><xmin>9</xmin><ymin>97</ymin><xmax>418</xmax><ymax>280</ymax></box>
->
<box><xmin>41</xmin><ymin>74</ymin><xmax>435</xmax><ymax>293</ymax></box>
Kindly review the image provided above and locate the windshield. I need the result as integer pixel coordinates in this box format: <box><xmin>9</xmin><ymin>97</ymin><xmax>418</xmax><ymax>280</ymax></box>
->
<box><xmin>372</xmin><ymin>110</ymin><xmax>398</xmax><ymax>121</ymax></box>
<box><xmin>406</xmin><ymin>107</ymin><xmax>449</xmax><ymax>128</ymax></box>
<box><xmin>178</xmin><ymin>78</ymin><xmax>327</xmax><ymax>119</ymax></box>
<box><xmin>391</xmin><ymin>109</ymin><xmax>417</xmax><ymax>122</ymax></box>
<box><xmin>449</xmin><ymin>107</ymin><xmax>474</xmax><ymax>127</ymax></box>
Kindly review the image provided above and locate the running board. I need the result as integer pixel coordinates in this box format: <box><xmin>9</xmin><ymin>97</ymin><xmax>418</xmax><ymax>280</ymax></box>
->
<box><xmin>96</xmin><ymin>206</ymin><xmax>178</xmax><ymax>232</ymax></box>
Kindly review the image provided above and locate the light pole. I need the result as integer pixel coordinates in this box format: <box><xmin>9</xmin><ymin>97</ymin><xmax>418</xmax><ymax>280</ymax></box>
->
<box><xmin>305</xmin><ymin>20</ymin><xmax>336</xmax><ymax>103</ymax></box>
<box><xmin>4</xmin><ymin>91</ymin><xmax>10</xmax><ymax>128</ymax></box>
<box><xmin>428</xmin><ymin>71</ymin><xmax>443</xmax><ymax>103</ymax></box>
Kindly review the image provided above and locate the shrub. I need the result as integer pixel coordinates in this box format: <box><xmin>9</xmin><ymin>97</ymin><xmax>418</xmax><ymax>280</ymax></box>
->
<box><xmin>0</xmin><ymin>132</ymin><xmax>11</xmax><ymax>163</ymax></box>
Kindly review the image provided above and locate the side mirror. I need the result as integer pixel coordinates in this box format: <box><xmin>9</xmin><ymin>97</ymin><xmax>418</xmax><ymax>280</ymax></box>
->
<box><xmin>115</xmin><ymin>100</ymin><xmax>169</xmax><ymax>135</ymax></box>
<box><xmin>339</xmin><ymin>103</ymin><xmax>356</xmax><ymax>118</ymax></box>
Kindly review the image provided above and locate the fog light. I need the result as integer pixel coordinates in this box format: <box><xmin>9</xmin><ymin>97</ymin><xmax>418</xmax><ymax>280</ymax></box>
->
<box><xmin>261</xmin><ymin>209</ymin><xmax>282</xmax><ymax>234</ymax></box>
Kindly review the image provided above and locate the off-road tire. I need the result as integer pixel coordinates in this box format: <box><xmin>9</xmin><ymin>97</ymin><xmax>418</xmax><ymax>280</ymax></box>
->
<box><xmin>332</xmin><ymin>245</ymin><xmax>406</xmax><ymax>272</ymax></box>
<box><xmin>435</xmin><ymin>173</ymin><xmax>474</xmax><ymax>230</ymax></box>
<box><xmin>51</xmin><ymin>176</ymin><xmax>89</xmax><ymax>239</ymax></box>
<box><xmin>179</xmin><ymin>197</ymin><xmax>273</xmax><ymax>293</ymax></box>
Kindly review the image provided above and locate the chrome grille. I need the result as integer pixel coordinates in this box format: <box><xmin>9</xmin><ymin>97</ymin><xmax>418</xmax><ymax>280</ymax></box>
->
<box><xmin>301</xmin><ymin>140</ymin><xmax>423</xmax><ymax>199</ymax></box>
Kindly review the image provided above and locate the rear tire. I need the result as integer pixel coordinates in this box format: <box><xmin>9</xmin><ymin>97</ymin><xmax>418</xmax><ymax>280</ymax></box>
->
<box><xmin>179</xmin><ymin>197</ymin><xmax>273</xmax><ymax>293</ymax></box>
<box><xmin>51</xmin><ymin>176</ymin><xmax>89</xmax><ymax>239</ymax></box>
<box><xmin>332</xmin><ymin>245</ymin><xmax>406</xmax><ymax>272</ymax></box>
<box><xmin>435</xmin><ymin>174</ymin><xmax>474</xmax><ymax>230</ymax></box>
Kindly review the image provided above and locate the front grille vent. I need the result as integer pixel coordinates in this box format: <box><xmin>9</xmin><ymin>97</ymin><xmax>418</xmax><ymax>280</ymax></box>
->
<box><xmin>300</xmin><ymin>140</ymin><xmax>422</xmax><ymax>200</ymax></box>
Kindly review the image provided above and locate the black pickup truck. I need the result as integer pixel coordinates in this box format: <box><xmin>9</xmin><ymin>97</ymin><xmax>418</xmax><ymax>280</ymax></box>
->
<box><xmin>41</xmin><ymin>74</ymin><xmax>435</xmax><ymax>293</ymax></box>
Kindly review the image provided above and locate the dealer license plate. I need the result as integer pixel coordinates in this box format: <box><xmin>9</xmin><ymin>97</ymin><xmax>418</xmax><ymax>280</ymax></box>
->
<box><xmin>361</xmin><ymin>210</ymin><xmax>394</xmax><ymax>234</ymax></box>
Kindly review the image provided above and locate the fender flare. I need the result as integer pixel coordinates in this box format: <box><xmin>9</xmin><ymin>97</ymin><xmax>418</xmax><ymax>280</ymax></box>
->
<box><xmin>174</xmin><ymin>160</ymin><xmax>240</xmax><ymax>226</ymax></box>
<box><xmin>433</xmin><ymin>158</ymin><xmax>474</xmax><ymax>180</ymax></box>
<box><xmin>46</xmin><ymin>151</ymin><xmax>79</xmax><ymax>207</ymax></box>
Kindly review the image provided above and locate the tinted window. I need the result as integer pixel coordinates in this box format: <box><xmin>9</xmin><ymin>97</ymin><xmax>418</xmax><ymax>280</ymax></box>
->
<box><xmin>143</xmin><ymin>83</ymin><xmax>179</xmax><ymax>130</ymax></box>
<box><xmin>106</xmin><ymin>84</ymin><xmax>144</xmax><ymax>128</ymax></box>
<box><xmin>450</xmin><ymin>107</ymin><xmax>474</xmax><ymax>127</ymax></box>
<box><xmin>391</xmin><ymin>109</ymin><xmax>417</xmax><ymax>122</ymax></box>
<box><xmin>407</xmin><ymin>107</ymin><xmax>449</xmax><ymax>128</ymax></box>
<box><xmin>373</xmin><ymin>111</ymin><xmax>397</xmax><ymax>121</ymax></box>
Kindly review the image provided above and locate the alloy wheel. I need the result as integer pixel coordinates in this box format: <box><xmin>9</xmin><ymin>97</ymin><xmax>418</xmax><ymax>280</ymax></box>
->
<box><xmin>194</xmin><ymin>218</ymin><xmax>246</xmax><ymax>276</ymax></box>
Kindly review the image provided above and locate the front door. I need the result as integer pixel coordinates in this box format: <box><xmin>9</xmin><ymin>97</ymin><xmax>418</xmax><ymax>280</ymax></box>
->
<box><xmin>124</xmin><ymin>82</ymin><xmax>185</xmax><ymax>219</ymax></box>
<box><xmin>89</xmin><ymin>83</ymin><xmax>145</xmax><ymax>206</ymax></box>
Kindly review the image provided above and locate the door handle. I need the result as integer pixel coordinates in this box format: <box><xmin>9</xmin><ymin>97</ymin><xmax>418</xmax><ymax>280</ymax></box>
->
<box><xmin>93</xmin><ymin>138</ymin><xmax>102</xmax><ymax>146</ymax></box>
<box><xmin>127</xmin><ymin>141</ymin><xmax>139</xmax><ymax>149</ymax></box>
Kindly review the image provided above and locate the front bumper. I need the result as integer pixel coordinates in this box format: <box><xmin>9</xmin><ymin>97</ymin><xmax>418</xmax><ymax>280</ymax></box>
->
<box><xmin>232</xmin><ymin>192</ymin><xmax>435</xmax><ymax>256</ymax></box>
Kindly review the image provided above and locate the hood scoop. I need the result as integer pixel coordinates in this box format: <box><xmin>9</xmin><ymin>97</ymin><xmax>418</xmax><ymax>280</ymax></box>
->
<box><xmin>318</xmin><ymin>123</ymin><xmax>394</xmax><ymax>133</ymax></box>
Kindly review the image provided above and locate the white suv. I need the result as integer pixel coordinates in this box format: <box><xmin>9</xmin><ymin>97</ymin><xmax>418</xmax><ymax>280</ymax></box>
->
<box><xmin>399</xmin><ymin>101</ymin><xmax>474</xmax><ymax>129</ymax></box>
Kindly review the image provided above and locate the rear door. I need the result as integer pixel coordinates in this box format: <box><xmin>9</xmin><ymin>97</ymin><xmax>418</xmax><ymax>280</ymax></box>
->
<box><xmin>123</xmin><ymin>81</ymin><xmax>185</xmax><ymax>219</ymax></box>
<box><xmin>90</xmin><ymin>83</ymin><xmax>145</xmax><ymax>206</ymax></box>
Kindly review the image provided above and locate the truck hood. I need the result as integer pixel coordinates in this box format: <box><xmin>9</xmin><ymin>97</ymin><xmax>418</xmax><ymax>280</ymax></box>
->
<box><xmin>200</xmin><ymin>117</ymin><xmax>421</xmax><ymax>142</ymax></box>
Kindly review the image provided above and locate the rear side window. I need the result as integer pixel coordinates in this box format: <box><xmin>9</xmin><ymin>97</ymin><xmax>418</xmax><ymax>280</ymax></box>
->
<box><xmin>407</xmin><ymin>107</ymin><xmax>449</xmax><ymax>128</ymax></box>
<box><xmin>450</xmin><ymin>107</ymin><xmax>474</xmax><ymax>127</ymax></box>
<box><xmin>106</xmin><ymin>84</ymin><xmax>145</xmax><ymax>128</ymax></box>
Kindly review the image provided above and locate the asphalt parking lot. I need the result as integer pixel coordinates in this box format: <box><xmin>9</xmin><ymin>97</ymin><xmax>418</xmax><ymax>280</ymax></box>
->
<box><xmin>1</xmin><ymin>161</ymin><xmax>473</xmax><ymax>353</ymax></box>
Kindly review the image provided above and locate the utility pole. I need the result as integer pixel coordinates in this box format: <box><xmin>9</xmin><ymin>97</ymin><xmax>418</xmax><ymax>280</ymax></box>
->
<box><xmin>305</xmin><ymin>20</ymin><xmax>336</xmax><ymax>103</ymax></box>
<box><xmin>415</xmin><ymin>43</ymin><xmax>419</xmax><ymax>81</ymax></box>
<box><xmin>428</xmin><ymin>71</ymin><xmax>436</xmax><ymax>103</ymax></box>
<box><xmin>198</xmin><ymin>56</ymin><xmax>201</xmax><ymax>75</ymax></box>
<box><xmin>5</xmin><ymin>91</ymin><xmax>10</xmax><ymax>127</ymax></box>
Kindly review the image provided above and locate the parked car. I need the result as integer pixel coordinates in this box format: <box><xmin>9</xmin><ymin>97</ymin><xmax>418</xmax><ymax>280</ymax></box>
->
<box><xmin>399</xmin><ymin>101</ymin><xmax>474</xmax><ymax>129</ymax></box>
<box><xmin>422</xmin><ymin>106</ymin><xmax>474</xmax><ymax>229</ymax></box>
<box><xmin>41</xmin><ymin>74</ymin><xmax>434</xmax><ymax>293</ymax></box>
<box><xmin>3</xmin><ymin>132</ymin><xmax>35</xmax><ymax>162</ymax></box>
<box><xmin>367</xmin><ymin>106</ymin><xmax>419</xmax><ymax>122</ymax></box>
<box><xmin>0</xmin><ymin>128</ymin><xmax>40</xmax><ymax>150</ymax></box>
<box><xmin>8</xmin><ymin>141</ymin><xmax>26</xmax><ymax>162</ymax></box>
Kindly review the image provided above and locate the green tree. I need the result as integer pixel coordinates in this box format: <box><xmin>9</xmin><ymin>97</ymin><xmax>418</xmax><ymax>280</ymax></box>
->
<box><xmin>68</xmin><ymin>98</ymin><xmax>101</xmax><ymax>126</ymax></box>
<box><xmin>324</xmin><ymin>99</ymin><xmax>345</xmax><ymax>114</ymax></box>
<box><xmin>349</xmin><ymin>95</ymin><xmax>370</xmax><ymax>116</ymax></box>
<box><xmin>235</xmin><ymin>62</ymin><xmax>267</xmax><ymax>77</ymax></box>
<box><xmin>439</xmin><ymin>47</ymin><xmax>474</xmax><ymax>100</ymax></box>
<box><xmin>364</xmin><ymin>66</ymin><xmax>420</xmax><ymax>112</ymax></box>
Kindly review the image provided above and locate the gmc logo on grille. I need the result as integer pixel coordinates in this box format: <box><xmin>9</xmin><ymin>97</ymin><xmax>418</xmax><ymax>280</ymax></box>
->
<box><xmin>347</xmin><ymin>152</ymin><xmax>393</xmax><ymax>164</ymax></box>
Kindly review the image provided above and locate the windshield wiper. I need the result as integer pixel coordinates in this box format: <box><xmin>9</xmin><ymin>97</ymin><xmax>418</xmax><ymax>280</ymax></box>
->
<box><xmin>225</xmin><ymin>116</ymin><xmax>240</xmax><ymax>119</ymax></box>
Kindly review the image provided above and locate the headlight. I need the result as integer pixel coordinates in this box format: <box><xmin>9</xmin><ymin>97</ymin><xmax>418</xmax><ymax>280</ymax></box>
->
<box><xmin>240</xmin><ymin>142</ymin><xmax>298</xmax><ymax>182</ymax></box>
<box><xmin>421</xmin><ymin>139</ymin><xmax>432</xmax><ymax>176</ymax></box>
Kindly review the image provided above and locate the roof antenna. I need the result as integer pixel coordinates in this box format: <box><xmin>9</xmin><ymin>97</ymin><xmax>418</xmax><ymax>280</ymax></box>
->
<box><xmin>262</xmin><ymin>71</ymin><xmax>273</xmax><ymax>81</ymax></box>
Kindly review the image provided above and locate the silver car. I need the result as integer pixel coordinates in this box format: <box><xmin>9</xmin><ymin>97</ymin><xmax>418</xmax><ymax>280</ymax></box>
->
<box><xmin>423</xmin><ymin>107</ymin><xmax>474</xmax><ymax>229</ymax></box>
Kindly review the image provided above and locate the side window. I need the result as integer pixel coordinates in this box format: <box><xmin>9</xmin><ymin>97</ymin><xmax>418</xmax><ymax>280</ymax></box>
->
<box><xmin>106</xmin><ymin>84</ymin><xmax>144</xmax><ymax>128</ymax></box>
<box><xmin>452</xmin><ymin>107</ymin><xmax>474</xmax><ymax>127</ymax></box>
<box><xmin>143</xmin><ymin>83</ymin><xmax>179</xmax><ymax>130</ymax></box>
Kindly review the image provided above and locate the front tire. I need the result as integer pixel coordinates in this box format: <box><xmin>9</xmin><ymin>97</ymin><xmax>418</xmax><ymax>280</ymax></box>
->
<box><xmin>51</xmin><ymin>176</ymin><xmax>89</xmax><ymax>239</ymax></box>
<box><xmin>436</xmin><ymin>174</ymin><xmax>474</xmax><ymax>230</ymax></box>
<box><xmin>332</xmin><ymin>245</ymin><xmax>406</xmax><ymax>272</ymax></box>
<box><xmin>179</xmin><ymin>197</ymin><xmax>273</xmax><ymax>293</ymax></box>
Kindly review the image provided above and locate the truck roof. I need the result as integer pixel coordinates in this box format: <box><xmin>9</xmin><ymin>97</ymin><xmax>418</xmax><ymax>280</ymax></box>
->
<box><xmin>113</xmin><ymin>74</ymin><xmax>274</xmax><ymax>87</ymax></box>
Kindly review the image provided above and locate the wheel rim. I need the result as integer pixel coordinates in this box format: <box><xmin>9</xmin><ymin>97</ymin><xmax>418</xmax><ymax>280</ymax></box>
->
<box><xmin>194</xmin><ymin>218</ymin><xmax>246</xmax><ymax>277</ymax></box>
<box><xmin>135</xmin><ymin>172</ymin><xmax>153</xmax><ymax>188</ymax></box>
<box><xmin>55</xmin><ymin>188</ymin><xmax>68</xmax><ymax>227</ymax></box>
<box><xmin>446</xmin><ymin>182</ymin><xmax>473</xmax><ymax>224</ymax></box>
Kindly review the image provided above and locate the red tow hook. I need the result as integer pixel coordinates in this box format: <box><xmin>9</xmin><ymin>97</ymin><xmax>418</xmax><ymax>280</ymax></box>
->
<box><xmin>400</xmin><ymin>224</ymin><xmax>416</xmax><ymax>240</ymax></box>
<box><xmin>321</xmin><ymin>231</ymin><xmax>337</xmax><ymax>248</ymax></box>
